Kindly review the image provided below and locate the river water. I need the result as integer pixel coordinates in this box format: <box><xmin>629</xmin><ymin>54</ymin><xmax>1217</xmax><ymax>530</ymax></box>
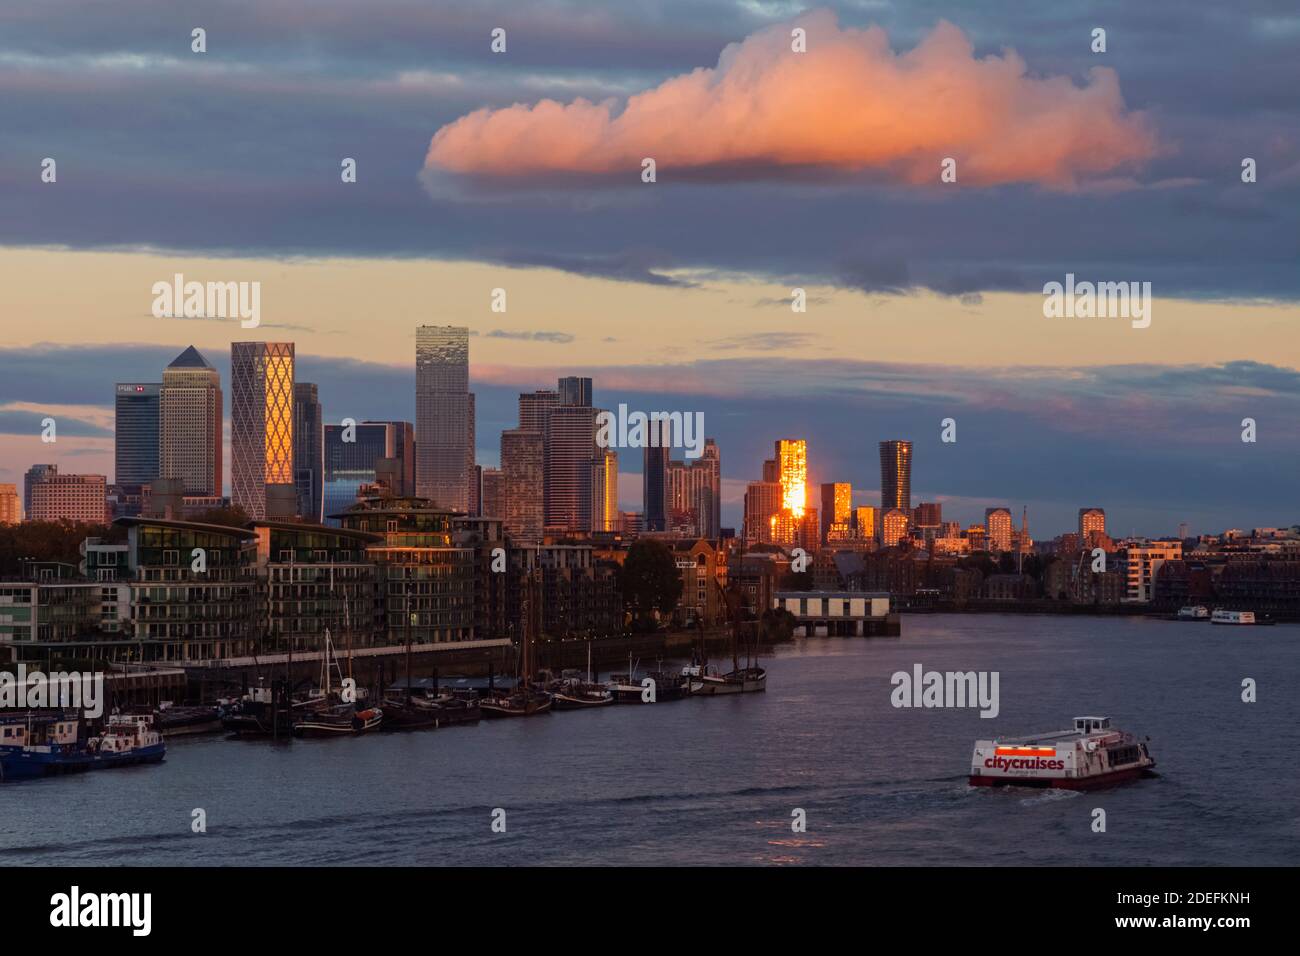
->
<box><xmin>2</xmin><ymin>614</ymin><xmax>1296</xmax><ymax>866</ymax></box>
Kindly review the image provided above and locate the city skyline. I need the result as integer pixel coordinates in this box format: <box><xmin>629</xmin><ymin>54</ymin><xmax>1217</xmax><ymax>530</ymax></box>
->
<box><xmin>2</xmin><ymin>3</ymin><xmax>1299</xmax><ymax>536</ymax></box>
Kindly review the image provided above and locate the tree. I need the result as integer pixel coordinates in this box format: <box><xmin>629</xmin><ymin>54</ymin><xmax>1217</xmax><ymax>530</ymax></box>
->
<box><xmin>619</xmin><ymin>540</ymin><xmax>683</xmax><ymax>630</ymax></box>
<box><xmin>193</xmin><ymin>504</ymin><xmax>251</xmax><ymax>527</ymax></box>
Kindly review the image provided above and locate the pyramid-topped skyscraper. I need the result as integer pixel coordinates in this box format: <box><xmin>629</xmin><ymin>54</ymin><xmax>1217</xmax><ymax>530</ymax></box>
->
<box><xmin>160</xmin><ymin>345</ymin><xmax>223</xmax><ymax>497</ymax></box>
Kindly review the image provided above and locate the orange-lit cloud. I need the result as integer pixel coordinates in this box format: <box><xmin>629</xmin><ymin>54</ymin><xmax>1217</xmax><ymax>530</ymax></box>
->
<box><xmin>424</xmin><ymin>10</ymin><xmax>1158</xmax><ymax>189</ymax></box>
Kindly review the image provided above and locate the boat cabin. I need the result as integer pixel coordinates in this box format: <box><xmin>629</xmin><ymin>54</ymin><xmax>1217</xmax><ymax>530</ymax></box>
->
<box><xmin>1073</xmin><ymin>716</ymin><xmax>1111</xmax><ymax>734</ymax></box>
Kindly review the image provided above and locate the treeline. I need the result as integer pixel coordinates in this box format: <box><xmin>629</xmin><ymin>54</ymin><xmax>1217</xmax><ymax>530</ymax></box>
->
<box><xmin>0</xmin><ymin>521</ymin><xmax>124</xmax><ymax>577</ymax></box>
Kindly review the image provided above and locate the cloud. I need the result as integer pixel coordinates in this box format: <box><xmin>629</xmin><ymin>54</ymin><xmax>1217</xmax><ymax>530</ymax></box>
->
<box><xmin>486</xmin><ymin>249</ymin><xmax>696</xmax><ymax>287</ymax></box>
<box><xmin>424</xmin><ymin>10</ymin><xmax>1158</xmax><ymax>188</ymax></box>
<box><xmin>475</xmin><ymin>329</ymin><xmax>576</xmax><ymax>343</ymax></box>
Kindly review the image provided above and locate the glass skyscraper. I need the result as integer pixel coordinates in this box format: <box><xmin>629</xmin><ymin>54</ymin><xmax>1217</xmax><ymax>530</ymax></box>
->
<box><xmin>322</xmin><ymin>421</ymin><xmax>393</xmax><ymax>525</ymax></box>
<box><xmin>114</xmin><ymin>382</ymin><xmax>161</xmax><ymax>489</ymax></box>
<box><xmin>293</xmin><ymin>382</ymin><xmax>324</xmax><ymax>522</ymax></box>
<box><xmin>231</xmin><ymin>342</ymin><xmax>296</xmax><ymax>520</ymax></box>
<box><xmin>879</xmin><ymin>440</ymin><xmax>913</xmax><ymax>513</ymax></box>
<box><xmin>415</xmin><ymin>325</ymin><xmax>470</xmax><ymax>511</ymax></box>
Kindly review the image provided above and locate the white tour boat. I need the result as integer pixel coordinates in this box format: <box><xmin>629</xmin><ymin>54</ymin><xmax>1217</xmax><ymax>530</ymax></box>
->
<box><xmin>969</xmin><ymin>716</ymin><xmax>1155</xmax><ymax>790</ymax></box>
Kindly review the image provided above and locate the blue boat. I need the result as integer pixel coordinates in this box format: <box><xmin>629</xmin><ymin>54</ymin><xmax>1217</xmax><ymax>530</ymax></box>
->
<box><xmin>0</xmin><ymin>712</ymin><xmax>166</xmax><ymax>781</ymax></box>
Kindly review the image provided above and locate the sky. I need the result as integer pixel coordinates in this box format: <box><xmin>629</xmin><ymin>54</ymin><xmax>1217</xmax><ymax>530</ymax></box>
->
<box><xmin>1</xmin><ymin>1</ymin><xmax>1299</xmax><ymax>536</ymax></box>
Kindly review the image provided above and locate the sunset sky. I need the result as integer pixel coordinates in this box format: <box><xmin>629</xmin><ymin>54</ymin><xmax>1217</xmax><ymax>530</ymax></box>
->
<box><xmin>2</xmin><ymin>1</ymin><xmax>1298</xmax><ymax>535</ymax></box>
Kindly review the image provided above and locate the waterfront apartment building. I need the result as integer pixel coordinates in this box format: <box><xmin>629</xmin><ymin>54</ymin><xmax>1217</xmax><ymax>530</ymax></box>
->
<box><xmin>335</xmin><ymin>497</ymin><xmax>475</xmax><ymax>645</ymax></box>
<box><xmin>231</xmin><ymin>342</ymin><xmax>296</xmax><ymax>521</ymax></box>
<box><xmin>0</xmin><ymin>484</ymin><xmax>18</xmax><ymax>525</ymax></box>
<box><xmin>1125</xmin><ymin>541</ymin><xmax>1183</xmax><ymax>602</ymax></box>
<box><xmin>985</xmin><ymin>508</ymin><xmax>1014</xmax><ymax>553</ymax></box>
<box><xmin>293</xmin><ymin>382</ymin><xmax>324</xmax><ymax>522</ymax></box>
<box><xmin>501</xmin><ymin>429</ymin><xmax>544</xmax><ymax>542</ymax></box>
<box><xmin>880</xmin><ymin>440</ymin><xmax>913</xmax><ymax>513</ymax></box>
<box><xmin>159</xmin><ymin>346</ymin><xmax>223</xmax><ymax>497</ymax></box>
<box><xmin>415</xmin><ymin>325</ymin><xmax>472</xmax><ymax>512</ymax></box>
<box><xmin>114</xmin><ymin>383</ymin><xmax>161</xmax><ymax>489</ymax></box>
<box><xmin>115</xmin><ymin>517</ymin><xmax>259</xmax><ymax>662</ymax></box>
<box><xmin>253</xmin><ymin>521</ymin><xmax>382</xmax><ymax>652</ymax></box>
<box><xmin>29</xmin><ymin>473</ymin><xmax>107</xmax><ymax>523</ymax></box>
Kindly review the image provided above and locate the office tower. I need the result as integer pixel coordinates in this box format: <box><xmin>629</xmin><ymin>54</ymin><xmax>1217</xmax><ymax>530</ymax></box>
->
<box><xmin>743</xmin><ymin>480</ymin><xmax>781</xmax><ymax>544</ymax></box>
<box><xmin>854</xmin><ymin>505</ymin><xmax>877</xmax><ymax>542</ymax></box>
<box><xmin>557</xmin><ymin>376</ymin><xmax>592</xmax><ymax>407</ymax></box>
<box><xmin>821</xmin><ymin>482</ymin><xmax>852</xmax><ymax>544</ymax></box>
<box><xmin>546</xmin><ymin>404</ymin><xmax>600</xmax><ymax>531</ymax></box>
<box><xmin>914</xmin><ymin>501</ymin><xmax>942</xmax><ymax>528</ymax></box>
<box><xmin>775</xmin><ymin>440</ymin><xmax>807</xmax><ymax>518</ymax></box>
<box><xmin>667</xmin><ymin>440</ymin><xmax>722</xmax><ymax>538</ymax></box>
<box><xmin>231</xmin><ymin>342</ymin><xmax>296</xmax><ymax>520</ymax></box>
<box><xmin>322</xmin><ymin>421</ymin><xmax>395</xmax><ymax>523</ymax></box>
<box><xmin>415</xmin><ymin>325</ymin><xmax>471</xmax><ymax>511</ymax></box>
<box><xmin>643</xmin><ymin>420</ymin><xmax>670</xmax><ymax>532</ymax></box>
<box><xmin>620</xmin><ymin>511</ymin><xmax>644</xmax><ymax>535</ymax></box>
<box><xmin>1079</xmin><ymin>508</ymin><xmax>1106</xmax><ymax>539</ymax></box>
<box><xmin>481</xmin><ymin>467</ymin><xmax>504</xmax><ymax>519</ymax></box>
<box><xmin>879</xmin><ymin>440</ymin><xmax>912</xmax><ymax>513</ymax></box>
<box><xmin>880</xmin><ymin>508</ymin><xmax>910</xmax><ymax>548</ymax></box>
<box><xmin>466</xmin><ymin>392</ymin><xmax>477</xmax><ymax>514</ymax></box>
<box><xmin>590</xmin><ymin>449</ymin><xmax>619</xmax><ymax>532</ymax></box>
<box><xmin>23</xmin><ymin>464</ymin><xmax>57</xmax><ymax>518</ymax></box>
<box><xmin>29</xmin><ymin>473</ymin><xmax>107</xmax><ymax>523</ymax></box>
<box><xmin>114</xmin><ymin>383</ymin><xmax>160</xmax><ymax>489</ymax></box>
<box><xmin>985</xmin><ymin>507</ymin><xmax>1014</xmax><ymax>552</ymax></box>
<box><xmin>518</xmin><ymin>389</ymin><xmax>559</xmax><ymax>433</ymax></box>
<box><xmin>159</xmin><ymin>346</ymin><xmax>222</xmax><ymax>497</ymax></box>
<box><xmin>0</xmin><ymin>484</ymin><xmax>19</xmax><ymax>524</ymax></box>
<box><xmin>293</xmin><ymin>383</ymin><xmax>324</xmax><ymax>522</ymax></box>
<box><xmin>762</xmin><ymin>458</ymin><xmax>779</xmax><ymax>484</ymax></box>
<box><xmin>501</xmin><ymin>429</ymin><xmax>544</xmax><ymax>542</ymax></box>
<box><xmin>363</xmin><ymin>420</ymin><xmax>416</xmax><ymax>495</ymax></box>
<box><xmin>469</xmin><ymin>463</ymin><xmax>482</xmax><ymax>517</ymax></box>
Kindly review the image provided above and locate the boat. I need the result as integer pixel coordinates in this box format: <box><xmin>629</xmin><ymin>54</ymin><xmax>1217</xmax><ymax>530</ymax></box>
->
<box><xmin>479</xmin><ymin>569</ymin><xmax>552</xmax><ymax>717</ymax></box>
<box><xmin>546</xmin><ymin>643</ymin><xmax>614</xmax><ymax>710</ymax></box>
<box><xmin>969</xmin><ymin>716</ymin><xmax>1156</xmax><ymax>790</ymax></box>
<box><xmin>292</xmin><ymin>704</ymin><xmax>383</xmax><ymax>737</ymax></box>
<box><xmin>1175</xmin><ymin>605</ymin><xmax>1210</xmax><ymax>621</ymax></box>
<box><xmin>220</xmin><ymin>681</ymin><xmax>328</xmax><ymax>737</ymax></box>
<box><xmin>126</xmin><ymin>702</ymin><xmax>222</xmax><ymax>737</ymax></box>
<box><xmin>382</xmin><ymin>683</ymin><xmax>482</xmax><ymax>729</ymax></box>
<box><xmin>689</xmin><ymin>664</ymin><xmax>767</xmax><ymax>695</ymax></box>
<box><xmin>688</xmin><ymin>579</ymin><xmax>767</xmax><ymax>696</ymax></box>
<box><xmin>1211</xmin><ymin>609</ymin><xmax>1258</xmax><ymax>625</ymax></box>
<box><xmin>0</xmin><ymin>711</ymin><xmax>91</xmax><ymax>780</ymax></box>
<box><xmin>84</xmin><ymin>713</ymin><xmax>167</xmax><ymax>768</ymax></box>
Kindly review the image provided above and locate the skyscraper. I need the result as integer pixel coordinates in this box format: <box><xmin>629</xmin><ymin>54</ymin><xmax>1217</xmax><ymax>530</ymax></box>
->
<box><xmin>415</xmin><ymin>325</ymin><xmax>471</xmax><ymax>511</ymax></box>
<box><xmin>821</xmin><ymin>482</ymin><xmax>852</xmax><ymax>544</ymax></box>
<box><xmin>29</xmin><ymin>473</ymin><xmax>107</xmax><ymax>523</ymax></box>
<box><xmin>775</xmin><ymin>440</ymin><xmax>807</xmax><ymax>518</ymax></box>
<box><xmin>501</xmin><ymin>428</ymin><xmax>544</xmax><ymax>541</ymax></box>
<box><xmin>518</xmin><ymin>389</ymin><xmax>559</xmax><ymax>433</ymax></box>
<box><xmin>546</xmin><ymin>404</ymin><xmax>599</xmax><ymax>531</ymax></box>
<box><xmin>590</xmin><ymin>449</ymin><xmax>619</xmax><ymax>532</ymax></box>
<box><xmin>1079</xmin><ymin>507</ymin><xmax>1106</xmax><ymax>540</ymax></box>
<box><xmin>114</xmin><ymin>383</ymin><xmax>160</xmax><ymax>489</ymax></box>
<box><xmin>879</xmin><ymin>440</ymin><xmax>912</xmax><ymax>513</ymax></box>
<box><xmin>322</xmin><ymin>421</ymin><xmax>395</xmax><ymax>523</ymax></box>
<box><xmin>293</xmin><ymin>382</ymin><xmax>323</xmax><ymax>522</ymax></box>
<box><xmin>231</xmin><ymin>341</ymin><xmax>296</xmax><ymax>520</ymax></box>
<box><xmin>743</xmin><ymin>480</ymin><xmax>781</xmax><ymax>544</ymax></box>
<box><xmin>557</xmin><ymin>376</ymin><xmax>592</xmax><ymax>407</ymax></box>
<box><xmin>159</xmin><ymin>346</ymin><xmax>222</xmax><ymax>497</ymax></box>
<box><xmin>466</xmin><ymin>392</ymin><xmax>477</xmax><ymax>514</ymax></box>
<box><xmin>643</xmin><ymin>419</ymin><xmax>670</xmax><ymax>533</ymax></box>
<box><xmin>667</xmin><ymin>439</ymin><xmax>722</xmax><ymax>538</ymax></box>
<box><xmin>481</xmin><ymin>467</ymin><xmax>504</xmax><ymax>519</ymax></box>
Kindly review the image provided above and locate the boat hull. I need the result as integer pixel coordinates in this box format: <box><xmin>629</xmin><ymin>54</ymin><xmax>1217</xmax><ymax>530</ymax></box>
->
<box><xmin>969</xmin><ymin>764</ymin><xmax>1156</xmax><ymax>790</ymax></box>
<box><xmin>479</xmin><ymin>695</ymin><xmax>552</xmax><ymax>718</ymax></box>
<box><xmin>689</xmin><ymin>671</ymin><xmax>767</xmax><ymax>695</ymax></box>
<box><xmin>1</xmin><ymin>743</ymin><xmax>165</xmax><ymax>780</ymax></box>
<box><xmin>551</xmin><ymin>692</ymin><xmax>613</xmax><ymax>710</ymax></box>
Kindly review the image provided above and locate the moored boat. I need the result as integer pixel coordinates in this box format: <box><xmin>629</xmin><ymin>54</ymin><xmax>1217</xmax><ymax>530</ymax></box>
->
<box><xmin>1175</xmin><ymin>605</ymin><xmax>1210</xmax><ymax>621</ymax></box>
<box><xmin>292</xmin><ymin>704</ymin><xmax>383</xmax><ymax>737</ymax></box>
<box><xmin>84</xmin><ymin>714</ymin><xmax>167</xmax><ymax>768</ymax></box>
<box><xmin>0</xmin><ymin>711</ymin><xmax>89</xmax><ymax>780</ymax></box>
<box><xmin>969</xmin><ymin>716</ymin><xmax>1155</xmax><ymax>790</ymax></box>
<box><xmin>1211</xmin><ymin>609</ymin><xmax>1257</xmax><ymax>625</ymax></box>
<box><xmin>688</xmin><ymin>664</ymin><xmax>767</xmax><ymax>695</ymax></box>
<box><xmin>478</xmin><ymin>688</ymin><xmax>552</xmax><ymax>718</ymax></box>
